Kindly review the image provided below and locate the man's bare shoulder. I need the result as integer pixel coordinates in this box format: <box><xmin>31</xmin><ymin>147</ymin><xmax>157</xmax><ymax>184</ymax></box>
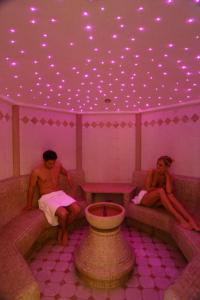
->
<box><xmin>31</xmin><ymin>165</ymin><xmax>43</xmax><ymax>176</ymax></box>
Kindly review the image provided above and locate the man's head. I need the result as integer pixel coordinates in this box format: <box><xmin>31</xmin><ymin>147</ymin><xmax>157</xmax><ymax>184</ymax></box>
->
<box><xmin>43</xmin><ymin>150</ymin><xmax>57</xmax><ymax>169</ymax></box>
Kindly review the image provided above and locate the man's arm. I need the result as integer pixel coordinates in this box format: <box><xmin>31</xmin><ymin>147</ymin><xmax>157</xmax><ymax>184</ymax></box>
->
<box><xmin>60</xmin><ymin>165</ymin><xmax>73</xmax><ymax>188</ymax></box>
<box><xmin>25</xmin><ymin>170</ymin><xmax>38</xmax><ymax>209</ymax></box>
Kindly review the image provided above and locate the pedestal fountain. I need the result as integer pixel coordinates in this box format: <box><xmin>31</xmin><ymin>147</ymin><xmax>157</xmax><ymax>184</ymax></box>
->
<box><xmin>74</xmin><ymin>202</ymin><xmax>135</xmax><ymax>288</ymax></box>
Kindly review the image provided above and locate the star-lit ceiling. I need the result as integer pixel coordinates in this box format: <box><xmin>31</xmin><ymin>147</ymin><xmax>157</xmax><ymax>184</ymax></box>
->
<box><xmin>0</xmin><ymin>0</ymin><xmax>200</xmax><ymax>113</ymax></box>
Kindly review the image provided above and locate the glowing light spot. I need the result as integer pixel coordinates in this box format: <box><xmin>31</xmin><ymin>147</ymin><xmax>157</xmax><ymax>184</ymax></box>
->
<box><xmin>10</xmin><ymin>28</ymin><xmax>16</xmax><ymax>33</ymax></box>
<box><xmin>186</xmin><ymin>18</ymin><xmax>195</xmax><ymax>24</ymax></box>
<box><xmin>82</xmin><ymin>11</ymin><xmax>89</xmax><ymax>16</ymax></box>
<box><xmin>30</xmin><ymin>7</ymin><xmax>37</xmax><ymax>12</ymax></box>
<box><xmin>155</xmin><ymin>17</ymin><xmax>162</xmax><ymax>22</ymax></box>
<box><xmin>85</xmin><ymin>25</ymin><xmax>92</xmax><ymax>31</ymax></box>
<box><xmin>30</xmin><ymin>19</ymin><xmax>37</xmax><ymax>24</ymax></box>
<box><xmin>112</xmin><ymin>34</ymin><xmax>118</xmax><ymax>39</ymax></box>
<box><xmin>138</xmin><ymin>26</ymin><xmax>144</xmax><ymax>31</ymax></box>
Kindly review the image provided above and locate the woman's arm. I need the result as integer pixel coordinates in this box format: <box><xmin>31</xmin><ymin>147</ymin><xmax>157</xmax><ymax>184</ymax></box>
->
<box><xmin>145</xmin><ymin>170</ymin><xmax>156</xmax><ymax>192</ymax></box>
<box><xmin>165</xmin><ymin>171</ymin><xmax>173</xmax><ymax>194</ymax></box>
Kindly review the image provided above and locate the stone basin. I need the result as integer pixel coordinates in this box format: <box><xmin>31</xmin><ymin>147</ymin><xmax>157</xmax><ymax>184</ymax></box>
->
<box><xmin>85</xmin><ymin>202</ymin><xmax>125</xmax><ymax>230</ymax></box>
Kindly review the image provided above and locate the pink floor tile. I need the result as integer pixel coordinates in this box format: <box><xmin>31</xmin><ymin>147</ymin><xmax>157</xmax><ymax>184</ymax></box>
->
<box><xmin>28</xmin><ymin>225</ymin><xmax>187</xmax><ymax>300</ymax></box>
<box><xmin>125</xmin><ymin>287</ymin><xmax>143</xmax><ymax>300</ymax></box>
<box><xmin>142</xmin><ymin>288</ymin><xmax>160</xmax><ymax>300</ymax></box>
<box><xmin>139</xmin><ymin>275</ymin><xmax>155</xmax><ymax>288</ymax></box>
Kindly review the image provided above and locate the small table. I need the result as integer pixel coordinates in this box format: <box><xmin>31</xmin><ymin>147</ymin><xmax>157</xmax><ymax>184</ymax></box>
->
<box><xmin>81</xmin><ymin>183</ymin><xmax>136</xmax><ymax>206</ymax></box>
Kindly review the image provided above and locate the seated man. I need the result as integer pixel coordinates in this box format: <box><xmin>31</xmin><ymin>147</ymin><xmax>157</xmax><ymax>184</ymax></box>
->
<box><xmin>26</xmin><ymin>149</ymin><xmax>81</xmax><ymax>246</ymax></box>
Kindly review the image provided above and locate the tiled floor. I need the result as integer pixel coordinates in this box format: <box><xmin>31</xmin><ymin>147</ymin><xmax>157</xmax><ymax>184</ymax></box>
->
<box><xmin>28</xmin><ymin>224</ymin><xmax>187</xmax><ymax>300</ymax></box>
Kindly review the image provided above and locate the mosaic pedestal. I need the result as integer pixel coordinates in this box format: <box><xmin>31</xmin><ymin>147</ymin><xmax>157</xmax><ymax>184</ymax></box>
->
<box><xmin>74</xmin><ymin>202</ymin><xmax>135</xmax><ymax>288</ymax></box>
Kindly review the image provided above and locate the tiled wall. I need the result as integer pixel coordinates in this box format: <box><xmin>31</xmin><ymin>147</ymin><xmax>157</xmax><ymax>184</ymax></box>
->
<box><xmin>0</xmin><ymin>98</ymin><xmax>199</xmax><ymax>180</ymax></box>
<box><xmin>141</xmin><ymin>104</ymin><xmax>200</xmax><ymax>177</ymax></box>
<box><xmin>19</xmin><ymin>107</ymin><xmax>76</xmax><ymax>175</ymax></box>
<box><xmin>0</xmin><ymin>99</ymin><xmax>13</xmax><ymax>180</ymax></box>
<box><xmin>82</xmin><ymin>114</ymin><xmax>136</xmax><ymax>182</ymax></box>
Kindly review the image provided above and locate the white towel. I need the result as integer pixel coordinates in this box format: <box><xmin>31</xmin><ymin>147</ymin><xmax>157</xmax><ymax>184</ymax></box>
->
<box><xmin>38</xmin><ymin>190</ymin><xmax>76</xmax><ymax>226</ymax></box>
<box><xmin>131</xmin><ymin>190</ymin><xmax>147</xmax><ymax>205</ymax></box>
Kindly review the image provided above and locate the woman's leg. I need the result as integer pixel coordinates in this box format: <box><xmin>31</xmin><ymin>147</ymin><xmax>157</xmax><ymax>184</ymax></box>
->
<box><xmin>55</xmin><ymin>207</ymin><xmax>69</xmax><ymax>246</ymax></box>
<box><xmin>168</xmin><ymin>194</ymin><xmax>200</xmax><ymax>231</ymax></box>
<box><xmin>142</xmin><ymin>189</ymin><xmax>192</xmax><ymax>229</ymax></box>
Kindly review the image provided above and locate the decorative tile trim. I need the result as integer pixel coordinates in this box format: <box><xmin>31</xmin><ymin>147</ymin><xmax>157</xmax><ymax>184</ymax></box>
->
<box><xmin>0</xmin><ymin>110</ymin><xmax>11</xmax><ymax>122</ymax></box>
<box><xmin>143</xmin><ymin>114</ymin><xmax>199</xmax><ymax>127</ymax></box>
<box><xmin>82</xmin><ymin>121</ymin><xmax>135</xmax><ymax>128</ymax></box>
<box><xmin>20</xmin><ymin>116</ymin><xmax>75</xmax><ymax>127</ymax></box>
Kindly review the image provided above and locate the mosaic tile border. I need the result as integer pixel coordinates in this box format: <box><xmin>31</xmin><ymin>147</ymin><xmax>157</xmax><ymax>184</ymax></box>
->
<box><xmin>143</xmin><ymin>114</ymin><xmax>199</xmax><ymax>127</ymax></box>
<box><xmin>0</xmin><ymin>110</ymin><xmax>10</xmax><ymax>122</ymax></box>
<box><xmin>20</xmin><ymin>116</ymin><xmax>75</xmax><ymax>127</ymax></box>
<box><xmin>83</xmin><ymin>121</ymin><xmax>135</xmax><ymax>128</ymax></box>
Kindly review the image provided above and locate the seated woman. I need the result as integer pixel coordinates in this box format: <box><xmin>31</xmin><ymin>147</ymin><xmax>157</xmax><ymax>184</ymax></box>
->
<box><xmin>132</xmin><ymin>155</ymin><xmax>200</xmax><ymax>231</ymax></box>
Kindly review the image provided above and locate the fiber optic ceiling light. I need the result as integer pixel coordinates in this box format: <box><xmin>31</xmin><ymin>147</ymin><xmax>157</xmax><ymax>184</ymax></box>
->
<box><xmin>0</xmin><ymin>0</ymin><xmax>199</xmax><ymax>113</ymax></box>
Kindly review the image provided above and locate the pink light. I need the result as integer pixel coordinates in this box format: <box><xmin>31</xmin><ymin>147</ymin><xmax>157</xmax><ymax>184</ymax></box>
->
<box><xmin>186</xmin><ymin>18</ymin><xmax>195</xmax><ymax>24</ymax></box>
<box><xmin>30</xmin><ymin>7</ymin><xmax>37</xmax><ymax>12</ymax></box>
<box><xmin>112</xmin><ymin>34</ymin><xmax>118</xmax><ymax>39</ymax></box>
<box><xmin>85</xmin><ymin>25</ymin><xmax>92</xmax><ymax>31</ymax></box>
<box><xmin>9</xmin><ymin>28</ymin><xmax>16</xmax><ymax>33</ymax></box>
<box><xmin>168</xmin><ymin>43</ymin><xmax>174</xmax><ymax>48</ymax></box>
<box><xmin>10</xmin><ymin>40</ymin><xmax>16</xmax><ymax>44</ymax></box>
<box><xmin>155</xmin><ymin>17</ymin><xmax>162</xmax><ymax>22</ymax></box>
<box><xmin>88</xmin><ymin>36</ymin><xmax>93</xmax><ymax>40</ymax></box>
<box><xmin>50</xmin><ymin>18</ymin><xmax>57</xmax><ymax>23</ymax></box>
<box><xmin>138</xmin><ymin>27</ymin><xmax>144</xmax><ymax>32</ymax></box>
<box><xmin>82</xmin><ymin>11</ymin><xmax>89</xmax><ymax>16</ymax></box>
<box><xmin>69</xmin><ymin>42</ymin><xmax>74</xmax><ymax>46</ymax></box>
<box><xmin>30</xmin><ymin>19</ymin><xmax>37</xmax><ymax>24</ymax></box>
<box><xmin>41</xmin><ymin>43</ymin><xmax>47</xmax><ymax>47</ymax></box>
<box><xmin>137</xmin><ymin>6</ymin><xmax>144</xmax><ymax>11</ymax></box>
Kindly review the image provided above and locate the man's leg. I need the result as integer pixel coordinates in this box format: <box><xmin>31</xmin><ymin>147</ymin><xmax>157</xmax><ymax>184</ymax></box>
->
<box><xmin>66</xmin><ymin>202</ymin><xmax>81</xmax><ymax>225</ymax></box>
<box><xmin>55</xmin><ymin>206</ymin><xmax>69</xmax><ymax>246</ymax></box>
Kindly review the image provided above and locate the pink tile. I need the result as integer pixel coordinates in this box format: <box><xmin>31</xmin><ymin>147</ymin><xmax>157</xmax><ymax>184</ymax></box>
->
<box><xmin>148</xmin><ymin>257</ymin><xmax>162</xmax><ymax>267</ymax></box>
<box><xmin>75</xmin><ymin>285</ymin><xmax>93</xmax><ymax>299</ymax></box>
<box><xmin>91</xmin><ymin>287</ymin><xmax>108</xmax><ymax>300</ymax></box>
<box><xmin>151</xmin><ymin>266</ymin><xmax>166</xmax><ymax>277</ymax></box>
<box><xmin>142</xmin><ymin>288</ymin><xmax>160</xmax><ymax>300</ymax></box>
<box><xmin>55</xmin><ymin>261</ymin><xmax>69</xmax><ymax>271</ymax></box>
<box><xmin>125</xmin><ymin>287</ymin><xmax>143</xmax><ymax>300</ymax></box>
<box><xmin>35</xmin><ymin>270</ymin><xmax>52</xmax><ymax>281</ymax></box>
<box><xmin>137</xmin><ymin>266</ymin><xmax>152</xmax><ymax>276</ymax></box>
<box><xmin>43</xmin><ymin>282</ymin><xmax>60</xmax><ymax>297</ymax></box>
<box><xmin>107</xmin><ymin>287</ymin><xmax>126</xmax><ymax>300</ymax></box>
<box><xmin>59</xmin><ymin>283</ymin><xmax>76</xmax><ymax>298</ymax></box>
<box><xmin>139</xmin><ymin>276</ymin><xmax>155</xmax><ymax>288</ymax></box>
<box><xmin>42</xmin><ymin>261</ymin><xmax>56</xmax><ymax>270</ymax></box>
<box><xmin>155</xmin><ymin>277</ymin><xmax>171</xmax><ymax>289</ymax></box>
<box><xmin>49</xmin><ymin>271</ymin><xmax>65</xmax><ymax>283</ymax></box>
<box><xmin>126</xmin><ymin>275</ymin><xmax>140</xmax><ymax>288</ymax></box>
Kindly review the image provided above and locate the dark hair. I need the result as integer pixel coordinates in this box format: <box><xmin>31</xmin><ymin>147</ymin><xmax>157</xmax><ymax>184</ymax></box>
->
<box><xmin>43</xmin><ymin>150</ymin><xmax>57</xmax><ymax>161</ymax></box>
<box><xmin>157</xmin><ymin>155</ymin><xmax>173</xmax><ymax>167</ymax></box>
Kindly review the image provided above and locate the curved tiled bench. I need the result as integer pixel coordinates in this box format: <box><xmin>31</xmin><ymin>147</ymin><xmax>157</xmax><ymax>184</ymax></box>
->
<box><xmin>126</xmin><ymin>171</ymin><xmax>200</xmax><ymax>300</ymax></box>
<box><xmin>0</xmin><ymin>170</ymin><xmax>87</xmax><ymax>300</ymax></box>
